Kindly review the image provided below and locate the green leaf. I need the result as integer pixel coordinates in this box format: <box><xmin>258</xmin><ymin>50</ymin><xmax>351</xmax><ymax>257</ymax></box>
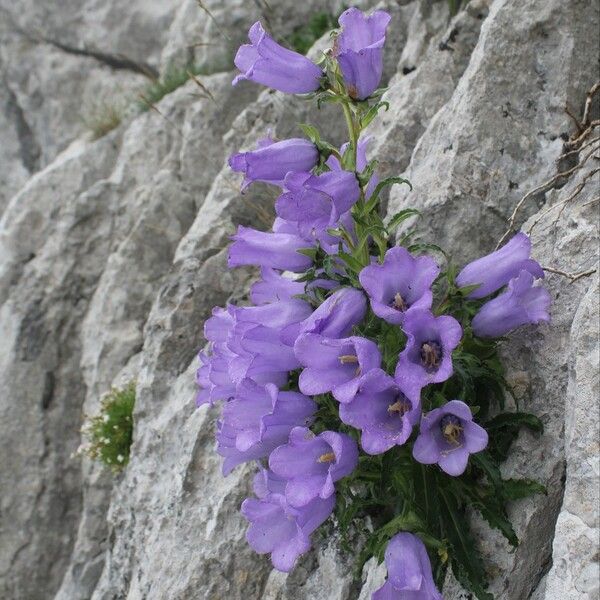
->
<box><xmin>485</xmin><ymin>412</ymin><xmax>544</xmax><ymax>462</ymax></box>
<box><xmin>338</xmin><ymin>251</ymin><xmax>366</xmax><ymax>274</ymax></box>
<box><xmin>298</xmin><ymin>122</ymin><xmax>321</xmax><ymax>143</ymax></box>
<box><xmin>364</xmin><ymin>176</ymin><xmax>413</xmax><ymax>212</ymax></box>
<box><xmin>386</xmin><ymin>208</ymin><xmax>421</xmax><ymax>233</ymax></box>
<box><xmin>296</xmin><ymin>247</ymin><xmax>318</xmax><ymax>259</ymax></box>
<box><xmin>501</xmin><ymin>478</ymin><xmax>547</xmax><ymax>500</ymax></box>
<box><xmin>360</xmin><ymin>101</ymin><xmax>390</xmax><ymax>128</ymax></box>
<box><xmin>439</xmin><ymin>487</ymin><xmax>493</xmax><ymax>600</ymax></box>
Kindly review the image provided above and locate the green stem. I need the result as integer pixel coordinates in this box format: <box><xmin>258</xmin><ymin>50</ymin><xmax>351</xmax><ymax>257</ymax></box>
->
<box><xmin>342</xmin><ymin>101</ymin><xmax>359</xmax><ymax>169</ymax></box>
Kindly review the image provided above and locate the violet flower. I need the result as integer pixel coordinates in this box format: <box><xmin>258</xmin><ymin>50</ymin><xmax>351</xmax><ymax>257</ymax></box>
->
<box><xmin>233</xmin><ymin>22</ymin><xmax>323</xmax><ymax>94</ymax></box>
<box><xmin>455</xmin><ymin>232</ymin><xmax>544</xmax><ymax>299</ymax></box>
<box><xmin>339</xmin><ymin>369</ymin><xmax>421</xmax><ymax>455</ymax></box>
<box><xmin>472</xmin><ymin>271</ymin><xmax>551</xmax><ymax>338</ymax></box>
<box><xmin>228</xmin><ymin>226</ymin><xmax>313</xmax><ymax>272</ymax></box>
<box><xmin>195</xmin><ymin>352</ymin><xmax>236</xmax><ymax>407</ymax></box>
<box><xmin>359</xmin><ymin>247</ymin><xmax>440</xmax><ymax>325</ymax></box>
<box><xmin>275</xmin><ymin>170</ymin><xmax>360</xmax><ymax>240</ymax></box>
<box><xmin>334</xmin><ymin>8</ymin><xmax>391</xmax><ymax>100</ymax></box>
<box><xmin>217</xmin><ymin>379</ymin><xmax>316</xmax><ymax>475</ymax></box>
<box><xmin>413</xmin><ymin>400</ymin><xmax>488</xmax><ymax>476</ymax></box>
<box><xmin>294</xmin><ymin>287</ymin><xmax>367</xmax><ymax>340</ymax></box>
<box><xmin>269</xmin><ymin>426</ymin><xmax>358</xmax><ymax>507</ymax></box>
<box><xmin>395</xmin><ymin>310</ymin><xmax>462</xmax><ymax>395</ymax></box>
<box><xmin>373</xmin><ymin>532</ymin><xmax>443</xmax><ymax>600</ymax></box>
<box><xmin>250</xmin><ymin>268</ymin><xmax>305</xmax><ymax>305</ymax></box>
<box><xmin>229</xmin><ymin>136</ymin><xmax>319</xmax><ymax>190</ymax></box>
<box><xmin>241</xmin><ymin>490</ymin><xmax>335</xmax><ymax>572</ymax></box>
<box><xmin>294</xmin><ymin>333</ymin><xmax>381</xmax><ymax>403</ymax></box>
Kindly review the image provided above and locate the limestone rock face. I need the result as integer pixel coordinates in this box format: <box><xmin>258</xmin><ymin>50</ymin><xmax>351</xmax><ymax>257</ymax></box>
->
<box><xmin>0</xmin><ymin>1</ymin><xmax>597</xmax><ymax>599</ymax></box>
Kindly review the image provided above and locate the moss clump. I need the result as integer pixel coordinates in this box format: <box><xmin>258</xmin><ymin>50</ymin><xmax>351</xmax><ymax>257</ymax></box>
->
<box><xmin>79</xmin><ymin>382</ymin><xmax>135</xmax><ymax>472</ymax></box>
<box><xmin>288</xmin><ymin>12</ymin><xmax>338</xmax><ymax>55</ymax></box>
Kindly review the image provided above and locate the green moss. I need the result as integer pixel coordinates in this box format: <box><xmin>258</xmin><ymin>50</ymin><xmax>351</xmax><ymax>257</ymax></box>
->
<box><xmin>288</xmin><ymin>12</ymin><xmax>338</xmax><ymax>55</ymax></box>
<box><xmin>80</xmin><ymin>382</ymin><xmax>135</xmax><ymax>472</ymax></box>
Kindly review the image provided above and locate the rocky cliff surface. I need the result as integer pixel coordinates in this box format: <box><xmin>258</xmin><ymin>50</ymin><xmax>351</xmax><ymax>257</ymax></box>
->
<box><xmin>0</xmin><ymin>1</ymin><xmax>598</xmax><ymax>599</ymax></box>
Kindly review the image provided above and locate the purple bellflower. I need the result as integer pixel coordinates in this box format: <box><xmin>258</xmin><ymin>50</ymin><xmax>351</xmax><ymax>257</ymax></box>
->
<box><xmin>472</xmin><ymin>270</ymin><xmax>551</xmax><ymax>338</ymax></box>
<box><xmin>228</xmin><ymin>226</ymin><xmax>313</xmax><ymax>272</ymax></box>
<box><xmin>455</xmin><ymin>232</ymin><xmax>544</xmax><ymax>299</ymax></box>
<box><xmin>294</xmin><ymin>287</ymin><xmax>367</xmax><ymax>340</ymax></box>
<box><xmin>334</xmin><ymin>8</ymin><xmax>391</xmax><ymax>100</ymax></box>
<box><xmin>339</xmin><ymin>369</ymin><xmax>421</xmax><ymax>455</ymax></box>
<box><xmin>233</xmin><ymin>22</ymin><xmax>323</xmax><ymax>94</ymax></box>
<box><xmin>217</xmin><ymin>379</ymin><xmax>316</xmax><ymax>475</ymax></box>
<box><xmin>195</xmin><ymin>351</ymin><xmax>236</xmax><ymax>407</ymax></box>
<box><xmin>395</xmin><ymin>310</ymin><xmax>462</xmax><ymax>395</ymax></box>
<box><xmin>229</xmin><ymin>136</ymin><xmax>319</xmax><ymax>190</ymax></box>
<box><xmin>359</xmin><ymin>247</ymin><xmax>440</xmax><ymax>325</ymax></box>
<box><xmin>413</xmin><ymin>400</ymin><xmax>488</xmax><ymax>476</ymax></box>
<box><xmin>275</xmin><ymin>170</ymin><xmax>360</xmax><ymax>242</ymax></box>
<box><xmin>294</xmin><ymin>333</ymin><xmax>381</xmax><ymax>402</ymax></box>
<box><xmin>269</xmin><ymin>426</ymin><xmax>358</xmax><ymax>507</ymax></box>
<box><xmin>250</xmin><ymin>268</ymin><xmax>305</xmax><ymax>305</ymax></box>
<box><xmin>373</xmin><ymin>532</ymin><xmax>443</xmax><ymax>600</ymax></box>
<box><xmin>241</xmin><ymin>486</ymin><xmax>335</xmax><ymax>572</ymax></box>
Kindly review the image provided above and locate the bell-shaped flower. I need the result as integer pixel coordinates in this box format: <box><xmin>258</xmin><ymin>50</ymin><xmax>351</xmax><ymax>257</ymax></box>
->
<box><xmin>195</xmin><ymin>351</ymin><xmax>236</xmax><ymax>407</ymax></box>
<box><xmin>241</xmin><ymin>488</ymin><xmax>335</xmax><ymax>572</ymax></box>
<box><xmin>233</xmin><ymin>22</ymin><xmax>323</xmax><ymax>94</ymax></box>
<box><xmin>276</xmin><ymin>170</ymin><xmax>360</xmax><ymax>243</ymax></box>
<box><xmin>229</xmin><ymin>136</ymin><xmax>319</xmax><ymax>190</ymax></box>
<box><xmin>455</xmin><ymin>232</ymin><xmax>544</xmax><ymax>299</ymax></box>
<box><xmin>294</xmin><ymin>334</ymin><xmax>381</xmax><ymax>402</ymax></box>
<box><xmin>395</xmin><ymin>310</ymin><xmax>462</xmax><ymax>395</ymax></box>
<box><xmin>334</xmin><ymin>8</ymin><xmax>391</xmax><ymax>100</ymax></box>
<box><xmin>413</xmin><ymin>400</ymin><xmax>488</xmax><ymax>476</ymax></box>
<box><xmin>359</xmin><ymin>247</ymin><xmax>440</xmax><ymax>325</ymax></box>
<box><xmin>228</xmin><ymin>226</ymin><xmax>313</xmax><ymax>272</ymax></box>
<box><xmin>339</xmin><ymin>369</ymin><xmax>421</xmax><ymax>455</ymax></box>
<box><xmin>373</xmin><ymin>532</ymin><xmax>443</xmax><ymax>600</ymax></box>
<box><xmin>294</xmin><ymin>287</ymin><xmax>367</xmax><ymax>340</ymax></box>
<box><xmin>269</xmin><ymin>427</ymin><xmax>358</xmax><ymax>507</ymax></box>
<box><xmin>472</xmin><ymin>270</ymin><xmax>550</xmax><ymax>338</ymax></box>
<box><xmin>217</xmin><ymin>379</ymin><xmax>316</xmax><ymax>475</ymax></box>
<box><xmin>250</xmin><ymin>268</ymin><xmax>305</xmax><ymax>305</ymax></box>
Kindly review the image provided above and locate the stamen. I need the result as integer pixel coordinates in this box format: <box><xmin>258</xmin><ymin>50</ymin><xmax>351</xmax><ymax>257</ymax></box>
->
<box><xmin>317</xmin><ymin>452</ymin><xmax>336</xmax><ymax>463</ymax></box>
<box><xmin>339</xmin><ymin>354</ymin><xmax>358</xmax><ymax>364</ymax></box>
<box><xmin>420</xmin><ymin>341</ymin><xmax>442</xmax><ymax>370</ymax></box>
<box><xmin>390</xmin><ymin>292</ymin><xmax>408</xmax><ymax>311</ymax></box>
<box><xmin>440</xmin><ymin>415</ymin><xmax>463</xmax><ymax>446</ymax></box>
<box><xmin>388</xmin><ymin>394</ymin><xmax>412</xmax><ymax>416</ymax></box>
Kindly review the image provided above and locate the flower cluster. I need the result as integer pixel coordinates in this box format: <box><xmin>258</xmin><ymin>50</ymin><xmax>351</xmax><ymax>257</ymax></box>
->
<box><xmin>196</xmin><ymin>9</ymin><xmax>550</xmax><ymax>599</ymax></box>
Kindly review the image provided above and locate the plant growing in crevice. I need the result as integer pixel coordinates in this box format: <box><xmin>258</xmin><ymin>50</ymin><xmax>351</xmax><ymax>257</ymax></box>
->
<box><xmin>195</xmin><ymin>8</ymin><xmax>550</xmax><ymax>599</ymax></box>
<box><xmin>137</xmin><ymin>64</ymin><xmax>213</xmax><ymax>111</ymax></box>
<box><xmin>82</xmin><ymin>98</ymin><xmax>126</xmax><ymax>140</ymax></box>
<box><xmin>78</xmin><ymin>382</ymin><xmax>135</xmax><ymax>472</ymax></box>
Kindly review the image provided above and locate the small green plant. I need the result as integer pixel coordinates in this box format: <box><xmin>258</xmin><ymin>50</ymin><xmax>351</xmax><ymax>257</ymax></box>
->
<box><xmin>288</xmin><ymin>12</ymin><xmax>338</xmax><ymax>55</ymax></box>
<box><xmin>78</xmin><ymin>382</ymin><xmax>135</xmax><ymax>471</ymax></box>
<box><xmin>137</xmin><ymin>64</ymin><xmax>209</xmax><ymax>111</ymax></box>
<box><xmin>82</xmin><ymin>100</ymin><xmax>124</xmax><ymax>140</ymax></box>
